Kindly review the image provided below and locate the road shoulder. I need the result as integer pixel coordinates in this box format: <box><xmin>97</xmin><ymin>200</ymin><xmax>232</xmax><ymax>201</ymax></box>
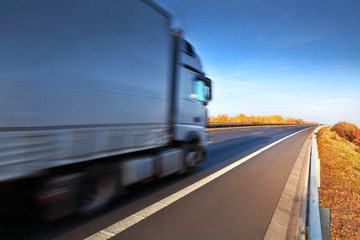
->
<box><xmin>264</xmin><ymin>132</ymin><xmax>312</xmax><ymax>240</ymax></box>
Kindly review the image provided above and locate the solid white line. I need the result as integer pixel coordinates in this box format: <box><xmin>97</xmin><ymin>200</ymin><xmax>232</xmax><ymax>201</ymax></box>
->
<box><xmin>100</xmin><ymin>231</ymin><xmax>115</xmax><ymax>237</ymax></box>
<box><xmin>85</xmin><ymin>128</ymin><xmax>309</xmax><ymax>240</ymax></box>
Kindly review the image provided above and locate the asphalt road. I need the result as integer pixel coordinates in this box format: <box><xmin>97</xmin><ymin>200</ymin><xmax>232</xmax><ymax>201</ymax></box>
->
<box><xmin>1</xmin><ymin>125</ymin><xmax>315</xmax><ymax>240</ymax></box>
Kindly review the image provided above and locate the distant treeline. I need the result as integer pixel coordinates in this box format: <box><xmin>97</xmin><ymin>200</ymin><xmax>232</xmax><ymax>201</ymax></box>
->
<box><xmin>209</xmin><ymin>113</ymin><xmax>318</xmax><ymax>124</ymax></box>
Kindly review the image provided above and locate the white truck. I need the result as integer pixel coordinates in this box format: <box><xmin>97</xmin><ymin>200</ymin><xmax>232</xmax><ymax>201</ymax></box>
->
<box><xmin>0</xmin><ymin>0</ymin><xmax>212</xmax><ymax>221</ymax></box>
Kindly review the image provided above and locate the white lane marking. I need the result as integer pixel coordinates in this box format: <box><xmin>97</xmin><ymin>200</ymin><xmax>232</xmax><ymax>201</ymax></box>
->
<box><xmin>251</xmin><ymin>131</ymin><xmax>263</xmax><ymax>135</ymax></box>
<box><xmin>276</xmin><ymin>129</ymin><xmax>282</xmax><ymax>131</ymax></box>
<box><xmin>100</xmin><ymin>231</ymin><xmax>116</xmax><ymax>237</ymax></box>
<box><xmin>85</xmin><ymin>128</ymin><xmax>309</xmax><ymax>240</ymax></box>
<box><xmin>208</xmin><ymin>127</ymin><xmax>252</xmax><ymax>131</ymax></box>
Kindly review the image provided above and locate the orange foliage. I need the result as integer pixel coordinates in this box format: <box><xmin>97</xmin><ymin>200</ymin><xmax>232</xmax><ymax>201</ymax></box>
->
<box><xmin>355</xmin><ymin>129</ymin><xmax>360</xmax><ymax>144</ymax></box>
<box><xmin>333</xmin><ymin>122</ymin><xmax>358</xmax><ymax>143</ymax></box>
<box><xmin>209</xmin><ymin>113</ymin><xmax>317</xmax><ymax>124</ymax></box>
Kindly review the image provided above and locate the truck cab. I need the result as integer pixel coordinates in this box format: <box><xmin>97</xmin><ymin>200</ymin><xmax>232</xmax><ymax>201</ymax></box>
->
<box><xmin>173</xmin><ymin>37</ymin><xmax>212</xmax><ymax>168</ymax></box>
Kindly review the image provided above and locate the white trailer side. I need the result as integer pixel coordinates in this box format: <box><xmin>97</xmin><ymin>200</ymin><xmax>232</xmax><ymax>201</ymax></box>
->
<box><xmin>0</xmin><ymin>0</ymin><xmax>173</xmax><ymax>182</ymax></box>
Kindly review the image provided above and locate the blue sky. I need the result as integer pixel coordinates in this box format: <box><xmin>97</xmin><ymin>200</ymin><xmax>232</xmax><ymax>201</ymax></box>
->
<box><xmin>156</xmin><ymin>0</ymin><xmax>360</xmax><ymax>126</ymax></box>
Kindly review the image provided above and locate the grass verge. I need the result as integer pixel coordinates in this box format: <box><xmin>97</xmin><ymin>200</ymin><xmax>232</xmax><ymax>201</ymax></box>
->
<box><xmin>317</xmin><ymin>126</ymin><xmax>360</xmax><ymax>239</ymax></box>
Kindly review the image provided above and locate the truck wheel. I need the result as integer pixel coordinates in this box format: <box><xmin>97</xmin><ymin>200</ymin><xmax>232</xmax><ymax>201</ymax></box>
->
<box><xmin>182</xmin><ymin>141</ymin><xmax>203</xmax><ymax>173</ymax></box>
<box><xmin>76</xmin><ymin>170</ymin><xmax>117</xmax><ymax>215</ymax></box>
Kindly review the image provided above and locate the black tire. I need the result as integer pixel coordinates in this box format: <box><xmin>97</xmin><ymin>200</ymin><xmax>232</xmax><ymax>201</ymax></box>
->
<box><xmin>75</xmin><ymin>169</ymin><xmax>117</xmax><ymax>215</ymax></box>
<box><xmin>181</xmin><ymin>141</ymin><xmax>204</xmax><ymax>174</ymax></box>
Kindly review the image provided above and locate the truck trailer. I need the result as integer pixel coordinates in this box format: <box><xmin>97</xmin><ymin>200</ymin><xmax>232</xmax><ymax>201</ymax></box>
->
<box><xmin>0</xmin><ymin>0</ymin><xmax>212</xmax><ymax>221</ymax></box>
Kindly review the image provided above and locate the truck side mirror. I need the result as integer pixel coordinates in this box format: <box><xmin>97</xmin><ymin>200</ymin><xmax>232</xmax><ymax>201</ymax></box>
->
<box><xmin>205</xmin><ymin>77</ymin><xmax>212</xmax><ymax>102</ymax></box>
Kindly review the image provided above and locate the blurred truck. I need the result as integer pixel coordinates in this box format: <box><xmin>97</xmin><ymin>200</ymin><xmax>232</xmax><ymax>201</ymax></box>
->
<box><xmin>0</xmin><ymin>0</ymin><xmax>212</xmax><ymax>221</ymax></box>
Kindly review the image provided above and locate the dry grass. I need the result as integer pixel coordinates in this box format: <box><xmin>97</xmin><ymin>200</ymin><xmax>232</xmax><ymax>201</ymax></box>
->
<box><xmin>317</xmin><ymin>126</ymin><xmax>360</xmax><ymax>239</ymax></box>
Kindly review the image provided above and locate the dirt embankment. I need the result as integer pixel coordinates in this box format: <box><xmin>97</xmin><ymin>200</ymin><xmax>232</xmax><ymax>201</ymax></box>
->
<box><xmin>317</xmin><ymin>126</ymin><xmax>360</xmax><ymax>239</ymax></box>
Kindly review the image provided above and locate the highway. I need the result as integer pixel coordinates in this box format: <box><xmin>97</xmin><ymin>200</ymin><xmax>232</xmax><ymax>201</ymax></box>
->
<box><xmin>1</xmin><ymin>125</ymin><xmax>314</xmax><ymax>240</ymax></box>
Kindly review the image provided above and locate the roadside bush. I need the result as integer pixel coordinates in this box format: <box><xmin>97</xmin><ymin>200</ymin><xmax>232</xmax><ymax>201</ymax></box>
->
<box><xmin>332</xmin><ymin>122</ymin><xmax>358</xmax><ymax>143</ymax></box>
<box><xmin>355</xmin><ymin>129</ymin><xmax>360</xmax><ymax>144</ymax></box>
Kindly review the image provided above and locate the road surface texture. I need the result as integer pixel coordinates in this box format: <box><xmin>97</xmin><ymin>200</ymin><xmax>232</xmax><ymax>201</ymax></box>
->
<box><xmin>1</xmin><ymin>125</ymin><xmax>314</xmax><ymax>240</ymax></box>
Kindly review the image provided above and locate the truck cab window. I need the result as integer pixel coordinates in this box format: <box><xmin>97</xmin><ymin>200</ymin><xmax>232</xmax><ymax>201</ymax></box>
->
<box><xmin>192</xmin><ymin>78</ymin><xmax>211</xmax><ymax>103</ymax></box>
<box><xmin>194</xmin><ymin>80</ymin><xmax>206</xmax><ymax>102</ymax></box>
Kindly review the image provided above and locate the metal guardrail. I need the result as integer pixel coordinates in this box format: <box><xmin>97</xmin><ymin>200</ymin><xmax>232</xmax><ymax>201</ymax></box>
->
<box><xmin>308</xmin><ymin>129</ymin><xmax>323</xmax><ymax>240</ymax></box>
<box><xmin>207</xmin><ymin>122</ymin><xmax>318</xmax><ymax>128</ymax></box>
